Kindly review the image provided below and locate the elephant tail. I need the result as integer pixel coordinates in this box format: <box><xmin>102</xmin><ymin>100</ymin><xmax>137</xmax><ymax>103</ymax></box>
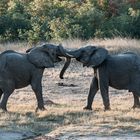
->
<box><xmin>0</xmin><ymin>50</ymin><xmax>17</xmax><ymax>72</ymax></box>
<box><xmin>0</xmin><ymin>55</ymin><xmax>7</xmax><ymax>72</ymax></box>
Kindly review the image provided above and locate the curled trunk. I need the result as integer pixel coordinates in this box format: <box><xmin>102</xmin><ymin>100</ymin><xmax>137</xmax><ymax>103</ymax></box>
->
<box><xmin>59</xmin><ymin>50</ymin><xmax>79</xmax><ymax>79</ymax></box>
<box><xmin>59</xmin><ymin>57</ymin><xmax>71</xmax><ymax>79</ymax></box>
<box><xmin>58</xmin><ymin>45</ymin><xmax>77</xmax><ymax>79</ymax></box>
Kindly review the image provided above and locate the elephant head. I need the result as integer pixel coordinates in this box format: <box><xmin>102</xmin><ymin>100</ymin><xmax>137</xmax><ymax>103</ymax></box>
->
<box><xmin>60</xmin><ymin>45</ymin><xmax>108</xmax><ymax>79</ymax></box>
<box><xmin>26</xmin><ymin>43</ymin><xmax>71</xmax><ymax>68</ymax></box>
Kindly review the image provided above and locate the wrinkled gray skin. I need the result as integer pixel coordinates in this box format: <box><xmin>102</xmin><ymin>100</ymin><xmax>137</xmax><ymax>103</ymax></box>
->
<box><xmin>60</xmin><ymin>45</ymin><xmax>140</xmax><ymax>110</ymax></box>
<box><xmin>0</xmin><ymin>43</ymin><xmax>69</xmax><ymax>112</ymax></box>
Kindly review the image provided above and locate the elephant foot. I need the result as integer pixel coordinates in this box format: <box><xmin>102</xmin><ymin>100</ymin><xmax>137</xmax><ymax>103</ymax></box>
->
<box><xmin>35</xmin><ymin>106</ymin><xmax>46</xmax><ymax>112</ymax></box>
<box><xmin>132</xmin><ymin>104</ymin><xmax>140</xmax><ymax>109</ymax></box>
<box><xmin>83</xmin><ymin>106</ymin><xmax>92</xmax><ymax>110</ymax></box>
<box><xmin>0</xmin><ymin>108</ymin><xmax>7</xmax><ymax>113</ymax></box>
<box><xmin>0</xmin><ymin>105</ymin><xmax>7</xmax><ymax>112</ymax></box>
<box><xmin>104</xmin><ymin>106</ymin><xmax>111</xmax><ymax>111</ymax></box>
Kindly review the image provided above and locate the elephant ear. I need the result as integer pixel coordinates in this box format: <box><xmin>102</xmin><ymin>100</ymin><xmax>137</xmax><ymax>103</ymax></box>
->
<box><xmin>87</xmin><ymin>47</ymin><xmax>108</xmax><ymax>67</ymax></box>
<box><xmin>27</xmin><ymin>48</ymin><xmax>54</xmax><ymax>68</ymax></box>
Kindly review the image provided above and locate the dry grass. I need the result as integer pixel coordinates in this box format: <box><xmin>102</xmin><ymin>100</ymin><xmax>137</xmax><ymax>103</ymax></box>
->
<box><xmin>0</xmin><ymin>42</ymin><xmax>30</xmax><ymax>52</ymax></box>
<box><xmin>0</xmin><ymin>38</ymin><xmax>140</xmax><ymax>139</ymax></box>
<box><xmin>62</xmin><ymin>37</ymin><xmax>140</xmax><ymax>54</ymax></box>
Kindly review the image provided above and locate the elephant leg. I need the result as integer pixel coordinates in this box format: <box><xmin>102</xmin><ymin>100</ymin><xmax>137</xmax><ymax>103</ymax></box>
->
<box><xmin>31</xmin><ymin>79</ymin><xmax>45</xmax><ymax>111</ymax></box>
<box><xmin>83</xmin><ymin>77</ymin><xmax>99</xmax><ymax>110</ymax></box>
<box><xmin>100</xmin><ymin>88</ymin><xmax>110</xmax><ymax>111</ymax></box>
<box><xmin>0</xmin><ymin>89</ymin><xmax>3</xmax><ymax>100</ymax></box>
<box><xmin>100</xmin><ymin>80</ymin><xmax>110</xmax><ymax>111</ymax></box>
<box><xmin>132</xmin><ymin>92</ymin><xmax>140</xmax><ymax>109</ymax></box>
<box><xmin>0</xmin><ymin>89</ymin><xmax>13</xmax><ymax>111</ymax></box>
<box><xmin>99</xmin><ymin>69</ymin><xmax>110</xmax><ymax>111</ymax></box>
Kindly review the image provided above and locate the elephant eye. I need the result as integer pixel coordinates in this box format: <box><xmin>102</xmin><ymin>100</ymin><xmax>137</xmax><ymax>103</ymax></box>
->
<box><xmin>51</xmin><ymin>51</ymin><xmax>56</xmax><ymax>56</ymax></box>
<box><xmin>81</xmin><ymin>50</ymin><xmax>85</xmax><ymax>55</ymax></box>
<box><xmin>90</xmin><ymin>50</ymin><xmax>96</xmax><ymax>56</ymax></box>
<box><xmin>78</xmin><ymin>50</ymin><xmax>85</xmax><ymax>58</ymax></box>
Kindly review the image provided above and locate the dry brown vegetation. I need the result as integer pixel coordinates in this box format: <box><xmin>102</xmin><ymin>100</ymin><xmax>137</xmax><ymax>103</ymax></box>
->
<box><xmin>0</xmin><ymin>38</ymin><xmax>140</xmax><ymax>139</ymax></box>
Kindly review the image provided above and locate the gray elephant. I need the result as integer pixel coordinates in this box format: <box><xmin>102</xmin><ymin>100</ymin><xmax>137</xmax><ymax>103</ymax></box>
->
<box><xmin>60</xmin><ymin>45</ymin><xmax>140</xmax><ymax>110</ymax></box>
<box><xmin>0</xmin><ymin>43</ymin><xmax>70</xmax><ymax>111</ymax></box>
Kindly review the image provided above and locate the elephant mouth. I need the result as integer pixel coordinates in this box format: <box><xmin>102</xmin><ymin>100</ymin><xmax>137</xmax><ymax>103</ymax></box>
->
<box><xmin>55</xmin><ymin>56</ymin><xmax>62</xmax><ymax>63</ymax></box>
<box><xmin>76</xmin><ymin>57</ymin><xmax>80</xmax><ymax>61</ymax></box>
<box><xmin>76</xmin><ymin>57</ymin><xmax>88</xmax><ymax>67</ymax></box>
<box><xmin>83</xmin><ymin>63</ymin><xmax>87</xmax><ymax>67</ymax></box>
<box><xmin>77</xmin><ymin>58</ymin><xmax>91</xmax><ymax>67</ymax></box>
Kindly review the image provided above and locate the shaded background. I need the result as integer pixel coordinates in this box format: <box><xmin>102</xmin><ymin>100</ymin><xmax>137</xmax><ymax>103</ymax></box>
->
<box><xmin>0</xmin><ymin>0</ymin><xmax>139</xmax><ymax>44</ymax></box>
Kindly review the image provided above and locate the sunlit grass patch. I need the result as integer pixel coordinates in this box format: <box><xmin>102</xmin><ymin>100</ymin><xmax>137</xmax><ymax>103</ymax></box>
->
<box><xmin>62</xmin><ymin>37</ymin><xmax>140</xmax><ymax>54</ymax></box>
<box><xmin>0</xmin><ymin>42</ymin><xmax>29</xmax><ymax>52</ymax></box>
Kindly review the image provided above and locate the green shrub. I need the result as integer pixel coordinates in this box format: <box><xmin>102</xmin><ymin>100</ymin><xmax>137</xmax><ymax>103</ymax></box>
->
<box><xmin>0</xmin><ymin>0</ymin><xmax>140</xmax><ymax>43</ymax></box>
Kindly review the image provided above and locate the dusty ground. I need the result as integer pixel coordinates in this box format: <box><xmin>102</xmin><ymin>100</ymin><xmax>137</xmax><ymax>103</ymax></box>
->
<box><xmin>0</xmin><ymin>38</ymin><xmax>140</xmax><ymax>139</ymax></box>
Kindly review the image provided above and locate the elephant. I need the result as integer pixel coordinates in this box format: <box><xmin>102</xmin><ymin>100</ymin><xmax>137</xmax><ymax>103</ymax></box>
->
<box><xmin>60</xmin><ymin>45</ymin><xmax>140</xmax><ymax>110</ymax></box>
<box><xmin>0</xmin><ymin>43</ymin><xmax>70</xmax><ymax>111</ymax></box>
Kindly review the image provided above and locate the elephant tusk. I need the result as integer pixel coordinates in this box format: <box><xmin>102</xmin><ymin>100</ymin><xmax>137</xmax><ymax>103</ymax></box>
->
<box><xmin>65</xmin><ymin>53</ymin><xmax>74</xmax><ymax>58</ymax></box>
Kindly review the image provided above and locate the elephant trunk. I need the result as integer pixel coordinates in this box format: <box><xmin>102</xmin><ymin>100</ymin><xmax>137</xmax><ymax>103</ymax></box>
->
<box><xmin>58</xmin><ymin>44</ymin><xmax>74</xmax><ymax>58</ymax></box>
<box><xmin>65</xmin><ymin>49</ymin><xmax>81</xmax><ymax>58</ymax></box>
<box><xmin>59</xmin><ymin>57</ymin><xmax>71</xmax><ymax>79</ymax></box>
<box><xmin>59</xmin><ymin>48</ymin><xmax>81</xmax><ymax>79</ymax></box>
<box><xmin>58</xmin><ymin>44</ymin><xmax>72</xmax><ymax>79</ymax></box>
